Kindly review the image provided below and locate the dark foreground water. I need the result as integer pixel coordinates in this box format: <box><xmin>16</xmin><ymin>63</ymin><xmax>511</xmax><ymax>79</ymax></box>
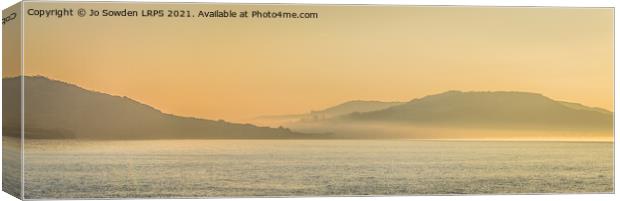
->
<box><xmin>13</xmin><ymin>139</ymin><xmax>613</xmax><ymax>198</ymax></box>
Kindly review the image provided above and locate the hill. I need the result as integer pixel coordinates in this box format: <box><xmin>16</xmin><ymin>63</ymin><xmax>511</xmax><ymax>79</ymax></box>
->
<box><xmin>2</xmin><ymin>76</ymin><xmax>326</xmax><ymax>139</ymax></box>
<box><xmin>341</xmin><ymin>91</ymin><xmax>612</xmax><ymax>131</ymax></box>
<box><xmin>255</xmin><ymin>100</ymin><xmax>402</xmax><ymax>125</ymax></box>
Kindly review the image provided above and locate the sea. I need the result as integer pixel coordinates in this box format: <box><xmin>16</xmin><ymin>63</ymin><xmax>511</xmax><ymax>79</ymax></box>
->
<box><xmin>3</xmin><ymin>139</ymin><xmax>613</xmax><ymax>198</ymax></box>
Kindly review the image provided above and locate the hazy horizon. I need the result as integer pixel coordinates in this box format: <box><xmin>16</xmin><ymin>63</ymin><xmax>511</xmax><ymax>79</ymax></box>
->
<box><xmin>4</xmin><ymin>75</ymin><xmax>612</xmax><ymax>141</ymax></box>
<box><xmin>14</xmin><ymin>4</ymin><xmax>613</xmax><ymax>123</ymax></box>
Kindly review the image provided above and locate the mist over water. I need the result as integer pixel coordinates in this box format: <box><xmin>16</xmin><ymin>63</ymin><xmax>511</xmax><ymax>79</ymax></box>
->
<box><xmin>21</xmin><ymin>139</ymin><xmax>613</xmax><ymax>198</ymax></box>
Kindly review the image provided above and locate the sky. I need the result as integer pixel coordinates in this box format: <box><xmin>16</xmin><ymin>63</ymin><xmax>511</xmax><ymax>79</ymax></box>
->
<box><xmin>18</xmin><ymin>3</ymin><xmax>613</xmax><ymax>122</ymax></box>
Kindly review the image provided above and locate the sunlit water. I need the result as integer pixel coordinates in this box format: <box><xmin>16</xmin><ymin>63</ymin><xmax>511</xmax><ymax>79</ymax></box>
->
<box><xmin>16</xmin><ymin>139</ymin><xmax>613</xmax><ymax>198</ymax></box>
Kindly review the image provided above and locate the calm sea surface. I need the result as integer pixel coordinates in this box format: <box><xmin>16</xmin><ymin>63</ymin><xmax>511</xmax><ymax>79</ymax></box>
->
<box><xmin>15</xmin><ymin>139</ymin><xmax>614</xmax><ymax>198</ymax></box>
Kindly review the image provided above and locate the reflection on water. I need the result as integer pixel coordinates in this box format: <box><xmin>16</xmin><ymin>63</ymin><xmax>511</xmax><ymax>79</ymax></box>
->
<box><xmin>21</xmin><ymin>139</ymin><xmax>613</xmax><ymax>198</ymax></box>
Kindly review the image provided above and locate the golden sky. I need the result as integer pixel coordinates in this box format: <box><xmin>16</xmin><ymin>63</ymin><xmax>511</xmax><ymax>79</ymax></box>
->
<box><xmin>20</xmin><ymin>3</ymin><xmax>613</xmax><ymax>122</ymax></box>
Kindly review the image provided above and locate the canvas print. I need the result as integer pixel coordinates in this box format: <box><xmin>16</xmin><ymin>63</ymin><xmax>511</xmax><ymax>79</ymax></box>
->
<box><xmin>2</xmin><ymin>2</ymin><xmax>614</xmax><ymax>199</ymax></box>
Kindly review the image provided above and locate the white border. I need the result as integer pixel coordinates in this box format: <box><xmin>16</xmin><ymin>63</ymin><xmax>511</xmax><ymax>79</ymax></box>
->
<box><xmin>1</xmin><ymin>1</ymin><xmax>617</xmax><ymax>201</ymax></box>
<box><xmin>20</xmin><ymin>1</ymin><xmax>24</xmax><ymax>200</ymax></box>
<box><xmin>9</xmin><ymin>0</ymin><xmax>620</xmax><ymax>7</ymax></box>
